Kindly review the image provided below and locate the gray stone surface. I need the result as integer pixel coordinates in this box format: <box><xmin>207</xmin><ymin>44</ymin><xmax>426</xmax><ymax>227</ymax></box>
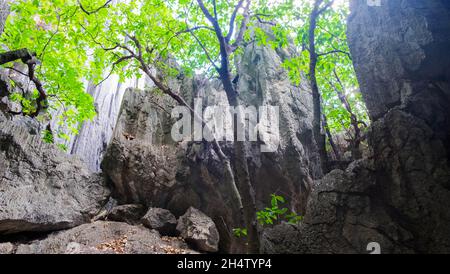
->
<box><xmin>107</xmin><ymin>204</ymin><xmax>146</xmax><ymax>225</ymax></box>
<box><xmin>348</xmin><ymin>0</ymin><xmax>450</xmax><ymax>120</ymax></box>
<box><xmin>102</xmin><ymin>88</ymin><xmax>179</xmax><ymax>207</ymax></box>
<box><xmin>176</xmin><ymin>207</ymin><xmax>219</xmax><ymax>253</ymax></box>
<box><xmin>0</xmin><ymin>242</ymin><xmax>14</xmax><ymax>254</ymax></box>
<box><xmin>262</xmin><ymin>160</ymin><xmax>415</xmax><ymax>253</ymax></box>
<box><xmin>51</xmin><ymin>76</ymin><xmax>153</xmax><ymax>171</ymax></box>
<box><xmin>141</xmin><ymin>208</ymin><xmax>177</xmax><ymax>236</ymax></box>
<box><xmin>0</xmin><ymin>118</ymin><xmax>110</xmax><ymax>234</ymax></box>
<box><xmin>11</xmin><ymin>221</ymin><xmax>196</xmax><ymax>254</ymax></box>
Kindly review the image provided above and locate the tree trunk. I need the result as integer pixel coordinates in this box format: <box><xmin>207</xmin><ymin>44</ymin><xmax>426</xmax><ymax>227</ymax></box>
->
<box><xmin>322</xmin><ymin>113</ymin><xmax>341</xmax><ymax>161</ymax></box>
<box><xmin>332</xmin><ymin>70</ymin><xmax>362</xmax><ymax>160</ymax></box>
<box><xmin>220</xmin><ymin>66</ymin><xmax>259</xmax><ymax>253</ymax></box>
<box><xmin>195</xmin><ymin>0</ymin><xmax>258</xmax><ymax>253</ymax></box>
<box><xmin>0</xmin><ymin>48</ymin><xmax>35</xmax><ymax>65</ymax></box>
<box><xmin>309</xmin><ymin>1</ymin><xmax>329</xmax><ymax>173</ymax></box>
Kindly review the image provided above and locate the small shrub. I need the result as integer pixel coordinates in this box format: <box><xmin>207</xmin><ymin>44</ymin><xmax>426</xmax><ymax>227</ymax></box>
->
<box><xmin>256</xmin><ymin>194</ymin><xmax>303</xmax><ymax>226</ymax></box>
<box><xmin>232</xmin><ymin>228</ymin><xmax>248</xmax><ymax>238</ymax></box>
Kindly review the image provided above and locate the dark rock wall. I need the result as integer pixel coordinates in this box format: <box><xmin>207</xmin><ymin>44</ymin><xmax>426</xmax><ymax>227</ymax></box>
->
<box><xmin>348</xmin><ymin>0</ymin><xmax>450</xmax><ymax>252</ymax></box>
<box><xmin>0</xmin><ymin>108</ymin><xmax>110</xmax><ymax>235</ymax></box>
<box><xmin>261</xmin><ymin>0</ymin><xmax>450</xmax><ymax>254</ymax></box>
<box><xmin>348</xmin><ymin>0</ymin><xmax>450</xmax><ymax>121</ymax></box>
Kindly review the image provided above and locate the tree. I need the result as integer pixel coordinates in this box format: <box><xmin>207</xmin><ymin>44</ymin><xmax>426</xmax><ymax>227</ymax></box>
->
<box><xmin>308</xmin><ymin>0</ymin><xmax>335</xmax><ymax>172</ymax></box>
<box><xmin>0</xmin><ymin>0</ymin><xmax>105</xmax><ymax>137</ymax></box>
<box><xmin>330</xmin><ymin>69</ymin><xmax>366</xmax><ymax>159</ymax></box>
<box><xmin>275</xmin><ymin>0</ymin><xmax>369</xmax><ymax>168</ymax></box>
<box><xmin>191</xmin><ymin>0</ymin><xmax>259</xmax><ymax>252</ymax></box>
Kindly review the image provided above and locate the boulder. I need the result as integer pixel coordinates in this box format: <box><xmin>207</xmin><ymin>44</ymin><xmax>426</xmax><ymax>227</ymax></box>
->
<box><xmin>0</xmin><ymin>117</ymin><xmax>110</xmax><ymax>234</ymax></box>
<box><xmin>176</xmin><ymin>207</ymin><xmax>219</xmax><ymax>253</ymax></box>
<box><xmin>0</xmin><ymin>242</ymin><xmax>14</xmax><ymax>254</ymax></box>
<box><xmin>141</xmin><ymin>208</ymin><xmax>177</xmax><ymax>236</ymax></box>
<box><xmin>107</xmin><ymin>204</ymin><xmax>146</xmax><ymax>225</ymax></box>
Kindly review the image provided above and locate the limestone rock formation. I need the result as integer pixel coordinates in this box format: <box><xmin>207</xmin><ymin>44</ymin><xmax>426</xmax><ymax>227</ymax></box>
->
<box><xmin>3</xmin><ymin>0</ymin><xmax>448</xmax><ymax>255</ymax></box>
<box><xmin>102</xmin><ymin>89</ymin><xmax>179</xmax><ymax>207</ymax></box>
<box><xmin>348</xmin><ymin>0</ymin><xmax>450</xmax><ymax>121</ymax></box>
<box><xmin>101</xmin><ymin>34</ymin><xmax>321</xmax><ymax>252</ymax></box>
<box><xmin>51</xmin><ymin>76</ymin><xmax>153</xmax><ymax>172</ymax></box>
<box><xmin>261</xmin><ymin>0</ymin><xmax>450</xmax><ymax>254</ymax></box>
<box><xmin>176</xmin><ymin>207</ymin><xmax>219</xmax><ymax>253</ymax></box>
<box><xmin>141</xmin><ymin>208</ymin><xmax>178</xmax><ymax>236</ymax></box>
<box><xmin>0</xmin><ymin>116</ymin><xmax>110</xmax><ymax>234</ymax></box>
<box><xmin>0</xmin><ymin>0</ymin><xmax>322</xmax><ymax>254</ymax></box>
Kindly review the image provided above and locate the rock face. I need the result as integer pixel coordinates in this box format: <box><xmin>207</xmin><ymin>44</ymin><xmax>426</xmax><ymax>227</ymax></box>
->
<box><xmin>141</xmin><ymin>208</ymin><xmax>177</xmax><ymax>236</ymax></box>
<box><xmin>102</xmin><ymin>33</ymin><xmax>321</xmax><ymax>252</ymax></box>
<box><xmin>0</xmin><ymin>0</ymin><xmax>8</xmax><ymax>34</ymax></box>
<box><xmin>51</xmin><ymin>76</ymin><xmax>153</xmax><ymax>172</ymax></box>
<box><xmin>107</xmin><ymin>204</ymin><xmax>146</xmax><ymax>225</ymax></box>
<box><xmin>261</xmin><ymin>0</ymin><xmax>450</xmax><ymax>254</ymax></box>
<box><xmin>11</xmin><ymin>221</ymin><xmax>195</xmax><ymax>254</ymax></box>
<box><xmin>348</xmin><ymin>0</ymin><xmax>450</xmax><ymax>121</ymax></box>
<box><xmin>0</xmin><ymin>116</ymin><xmax>110</xmax><ymax>234</ymax></box>
<box><xmin>102</xmin><ymin>89</ymin><xmax>179</xmax><ymax>207</ymax></box>
<box><xmin>176</xmin><ymin>207</ymin><xmax>219</xmax><ymax>253</ymax></box>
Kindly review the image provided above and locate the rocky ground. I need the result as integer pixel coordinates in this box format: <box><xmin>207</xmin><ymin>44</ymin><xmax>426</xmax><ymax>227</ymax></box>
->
<box><xmin>0</xmin><ymin>204</ymin><xmax>221</xmax><ymax>254</ymax></box>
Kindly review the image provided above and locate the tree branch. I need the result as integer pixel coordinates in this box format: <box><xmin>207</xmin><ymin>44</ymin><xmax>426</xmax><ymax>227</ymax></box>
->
<box><xmin>187</xmin><ymin>28</ymin><xmax>220</xmax><ymax>72</ymax></box>
<box><xmin>95</xmin><ymin>55</ymin><xmax>134</xmax><ymax>87</ymax></box>
<box><xmin>196</xmin><ymin>0</ymin><xmax>218</xmax><ymax>27</ymax></box>
<box><xmin>213</xmin><ymin>0</ymin><xmax>218</xmax><ymax>21</ymax></box>
<box><xmin>317</xmin><ymin>49</ymin><xmax>352</xmax><ymax>60</ymax></box>
<box><xmin>254</xmin><ymin>14</ymin><xmax>276</xmax><ymax>26</ymax></box>
<box><xmin>177</xmin><ymin>25</ymin><xmax>215</xmax><ymax>35</ymax></box>
<box><xmin>0</xmin><ymin>49</ymin><xmax>36</xmax><ymax>65</ymax></box>
<box><xmin>231</xmin><ymin>0</ymin><xmax>251</xmax><ymax>49</ymax></box>
<box><xmin>6</xmin><ymin>61</ymin><xmax>48</xmax><ymax>117</ymax></box>
<box><xmin>78</xmin><ymin>0</ymin><xmax>113</xmax><ymax>15</ymax></box>
<box><xmin>317</xmin><ymin>0</ymin><xmax>335</xmax><ymax>15</ymax></box>
<box><xmin>226</xmin><ymin>0</ymin><xmax>245</xmax><ymax>43</ymax></box>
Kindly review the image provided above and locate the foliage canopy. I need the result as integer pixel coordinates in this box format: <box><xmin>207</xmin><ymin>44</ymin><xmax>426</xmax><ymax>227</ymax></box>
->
<box><xmin>0</xmin><ymin>0</ymin><xmax>368</xmax><ymax>148</ymax></box>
